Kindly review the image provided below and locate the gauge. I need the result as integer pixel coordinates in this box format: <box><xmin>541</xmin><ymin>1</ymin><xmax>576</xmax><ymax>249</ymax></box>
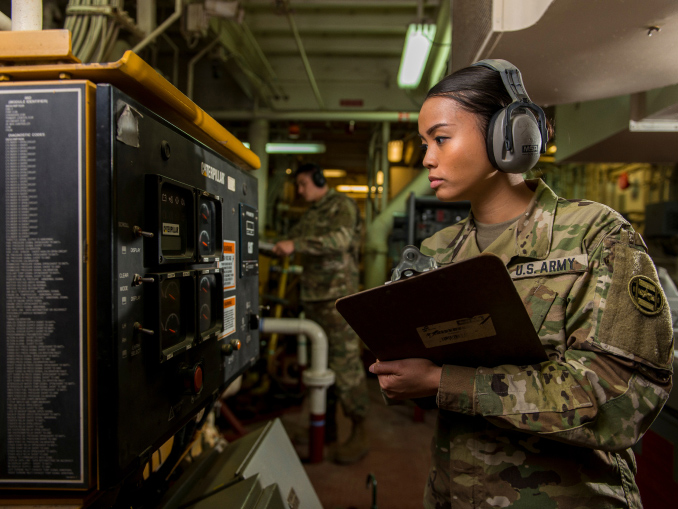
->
<box><xmin>160</xmin><ymin>280</ymin><xmax>184</xmax><ymax>350</ymax></box>
<box><xmin>196</xmin><ymin>193</ymin><xmax>222</xmax><ymax>261</ymax></box>
<box><xmin>198</xmin><ymin>230</ymin><xmax>212</xmax><ymax>256</ymax></box>
<box><xmin>199</xmin><ymin>304</ymin><xmax>211</xmax><ymax>333</ymax></box>
<box><xmin>197</xmin><ymin>271</ymin><xmax>223</xmax><ymax>340</ymax></box>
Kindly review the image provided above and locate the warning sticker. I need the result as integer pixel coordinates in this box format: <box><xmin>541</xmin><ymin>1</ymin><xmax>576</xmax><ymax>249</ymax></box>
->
<box><xmin>219</xmin><ymin>296</ymin><xmax>236</xmax><ymax>339</ymax></box>
<box><xmin>220</xmin><ymin>240</ymin><xmax>236</xmax><ymax>290</ymax></box>
<box><xmin>417</xmin><ymin>314</ymin><xmax>496</xmax><ymax>348</ymax></box>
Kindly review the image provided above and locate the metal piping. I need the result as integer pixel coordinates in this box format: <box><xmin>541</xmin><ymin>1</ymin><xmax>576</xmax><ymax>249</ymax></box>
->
<box><xmin>282</xmin><ymin>0</ymin><xmax>325</xmax><ymax>109</ymax></box>
<box><xmin>187</xmin><ymin>37</ymin><xmax>221</xmax><ymax>101</ymax></box>
<box><xmin>160</xmin><ymin>33</ymin><xmax>180</xmax><ymax>86</ymax></box>
<box><xmin>132</xmin><ymin>0</ymin><xmax>184</xmax><ymax>54</ymax></box>
<box><xmin>12</xmin><ymin>0</ymin><xmax>42</xmax><ymax>31</ymax></box>
<box><xmin>260</xmin><ymin>317</ymin><xmax>335</xmax><ymax>463</ymax></box>
<box><xmin>209</xmin><ymin>109</ymin><xmax>419</xmax><ymax>122</ymax></box>
<box><xmin>381</xmin><ymin>121</ymin><xmax>390</xmax><ymax>212</ymax></box>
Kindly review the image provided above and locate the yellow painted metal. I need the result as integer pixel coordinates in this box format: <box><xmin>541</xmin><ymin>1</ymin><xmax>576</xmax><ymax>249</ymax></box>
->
<box><xmin>0</xmin><ymin>49</ymin><xmax>260</xmax><ymax>170</ymax></box>
<box><xmin>0</xmin><ymin>30</ymin><xmax>80</xmax><ymax>63</ymax></box>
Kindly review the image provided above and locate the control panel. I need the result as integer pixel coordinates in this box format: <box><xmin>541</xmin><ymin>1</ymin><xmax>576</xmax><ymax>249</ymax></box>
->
<box><xmin>0</xmin><ymin>81</ymin><xmax>260</xmax><ymax>491</ymax></box>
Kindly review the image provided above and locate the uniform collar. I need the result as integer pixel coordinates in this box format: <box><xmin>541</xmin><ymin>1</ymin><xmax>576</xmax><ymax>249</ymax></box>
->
<box><xmin>310</xmin><ymin>188</ymin><xmax>334</xmax><ymax>208</ymax></box>
<box><xmin>446</xmin><ymin>179</ymin><xmax>557</xmax><ymax>262</ymax></box>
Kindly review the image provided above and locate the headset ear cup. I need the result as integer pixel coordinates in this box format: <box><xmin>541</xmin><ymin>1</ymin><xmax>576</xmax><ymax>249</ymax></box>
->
<box><xmin>313</xmin><ymin>168</ymin><xmax>326</xmax><ymax>187</ymax></box>
<box><xmin>493</xmin><ymin>111</ymin><xmax>541</xmax><ymax>173</ymax></box>
<box><xmin>486</xmin><ymin>108</ymin><xmax>504</xmax><ymax>170</ymax></box>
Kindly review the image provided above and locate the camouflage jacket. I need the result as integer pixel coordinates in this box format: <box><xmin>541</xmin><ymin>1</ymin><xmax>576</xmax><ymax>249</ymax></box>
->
<box><xmin>289</xmin><ymin>189</ymin><xmax>361</xmax><ymax>302</ymax></box>
<box><xmin>420</xmin><ymin>179</ymin><xmax>674</xmax><ymax>507</ymax></box>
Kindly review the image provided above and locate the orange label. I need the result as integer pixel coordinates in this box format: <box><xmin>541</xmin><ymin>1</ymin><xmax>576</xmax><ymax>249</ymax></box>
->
<box><xmin>223</xmin><ymin>241</ymin><xmax>235</xmax><ymax>255</ymax></box>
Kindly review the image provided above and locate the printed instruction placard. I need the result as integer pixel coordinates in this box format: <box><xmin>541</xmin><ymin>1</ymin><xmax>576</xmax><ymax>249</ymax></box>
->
<box><xmin>221</xmin><ymin>240</ymin><xmax>236</xmax><ymax>291</ymax></box>
<box><xmin>220</xmin><ymin>296</ymin><xmax>236</xmax><ymax>339</ymax></box>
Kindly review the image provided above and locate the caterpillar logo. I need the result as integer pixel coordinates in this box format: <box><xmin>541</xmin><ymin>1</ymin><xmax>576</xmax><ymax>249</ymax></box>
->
<box><xmin>201</xmin><ymin>162</ymin><xmax>225</xmax><ymax>185</ymax></box>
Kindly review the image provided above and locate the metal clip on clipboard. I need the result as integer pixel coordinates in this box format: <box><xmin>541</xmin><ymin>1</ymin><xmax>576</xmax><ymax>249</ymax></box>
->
<box><xmin>389</xmin><ymin>245</ymin><xmax>438</xmax><ymax>283</ymax></box>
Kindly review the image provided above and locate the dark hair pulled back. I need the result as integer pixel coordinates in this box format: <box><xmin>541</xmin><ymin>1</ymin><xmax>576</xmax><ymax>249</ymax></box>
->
<box><xmin>425</xmin><ymin>65</ymin><xmax>553</xmax><ymax>143</ymax></box>
<box><xmin>425</xmin><ymin>66</ymin><xmax>512</xmax><ymax>142</ymax></box>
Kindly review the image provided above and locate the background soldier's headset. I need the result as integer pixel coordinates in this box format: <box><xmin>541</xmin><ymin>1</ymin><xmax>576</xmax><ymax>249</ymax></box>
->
<box><xmin>471</xmin><ymin>59</ymin><xmax>549</xmax><ymax>173</ymax></box>
<box><xmin>296</xmin><ymin>162</ymin><xmax>327</xmax><ymax>187</ymax></box>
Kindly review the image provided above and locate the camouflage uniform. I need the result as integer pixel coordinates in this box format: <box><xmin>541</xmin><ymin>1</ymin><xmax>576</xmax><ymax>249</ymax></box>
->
<box><xmin>419</xmin><ymin>179</ymin><xmax>674</xmax><ymax>508</ymax></box>
<box><xmin>289</xmin><ymin>189</ymin><xmax>369</xmax><ymax>420</ymax></box>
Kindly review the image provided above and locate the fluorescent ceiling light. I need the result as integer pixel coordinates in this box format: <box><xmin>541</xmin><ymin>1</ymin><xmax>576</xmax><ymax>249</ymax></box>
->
<box><xmin>241</xmin><ymin>142</ymin><xmax>326</xmax><ymax>154</ymax></box>
<box><xmin>337</xmin><ymin>185</ymin><xmax>369</xmax><ymax>193</ymax></box>
<box><xmin>398</xmin><ymin>23</ymin><xmax>436</xmax><ymax>89</ymax></box>
<box><xmin>323</xmin><ymin>169</ymin><xmax>347</xmax><ymax>178</ymax></box>
<box><xmin>265</xmin><ymin>142</ymin><xmax>326</xmax><ymax>154</ymax></box>
<box><xmin>629</xmin><ymin>119</ymin><xmax>678</xmax><ymax>132</ymax></box>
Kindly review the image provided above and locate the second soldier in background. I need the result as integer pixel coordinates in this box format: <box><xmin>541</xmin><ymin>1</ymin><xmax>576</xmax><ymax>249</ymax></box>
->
<box><xmin>273</xmin><ymin>163</ymin><xmax>370</xmax><ymax>464</ymax></box>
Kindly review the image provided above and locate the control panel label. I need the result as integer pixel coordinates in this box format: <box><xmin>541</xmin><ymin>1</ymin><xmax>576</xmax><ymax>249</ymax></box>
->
<box><xmin>221</xmin><ymin>240</ymin><xmax>236</xmax><ymax>291</ymax></box>
<box><xmin>220</xmin><ymin>297</ymin><xmax>236</xmax><ymax>338</ymax></box>
<box><xmin>0</xmin><ymin>87</ymin><xmax>86</xmax><ymax>486</ymax></box>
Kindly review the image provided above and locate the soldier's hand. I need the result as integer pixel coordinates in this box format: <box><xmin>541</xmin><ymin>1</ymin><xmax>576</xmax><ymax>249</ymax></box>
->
<box><xmin>272</xmin><ymin>240</ymin><xmax>295</xmax><ymax>257</ymax></box>
<box><xmin>369</xmin><ymin>358</ymin><xmax>441</xmax><ymax>400</ymax></box>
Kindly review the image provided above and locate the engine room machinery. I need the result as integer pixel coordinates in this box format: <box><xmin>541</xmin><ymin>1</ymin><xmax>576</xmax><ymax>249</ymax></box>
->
<box><xmin>0</xmin><ymin>31</ymin><xmax>312</xmax><ymax>507</ymax></box>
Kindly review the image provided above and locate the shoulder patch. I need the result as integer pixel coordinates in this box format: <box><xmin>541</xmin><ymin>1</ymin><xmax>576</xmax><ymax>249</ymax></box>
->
<box><xmin>628</xmin><ymin>275</ymin><xmax>664</xmax><ymax>316</ymax></box>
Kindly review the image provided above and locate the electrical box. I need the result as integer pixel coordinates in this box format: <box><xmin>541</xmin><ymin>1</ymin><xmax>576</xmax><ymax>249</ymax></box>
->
<box><xmin>0</xmin><ymin>80</ymin><xmax>260</xmax><ymax>491</ymax></box>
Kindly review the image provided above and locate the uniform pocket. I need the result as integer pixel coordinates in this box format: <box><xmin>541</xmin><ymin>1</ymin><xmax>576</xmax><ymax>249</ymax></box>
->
<box><xmin>515</xmin><ymin>277</ymin><xmax>558</xmax><ymax>335</ymax></box>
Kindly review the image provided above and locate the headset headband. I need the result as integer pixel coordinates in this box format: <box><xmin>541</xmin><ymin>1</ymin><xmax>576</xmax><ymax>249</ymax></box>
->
<box><xmin>472</xmin><ymin>59</ymin><xmax>531</xmax><ymax>103</ymax></box>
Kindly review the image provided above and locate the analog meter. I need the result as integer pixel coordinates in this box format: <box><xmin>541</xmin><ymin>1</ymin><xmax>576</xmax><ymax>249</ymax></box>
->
<box><xmin>197</xmin><ymin>268</ymin><xmax>223</xmax><ymax>341</ymax></box>
<box><xmin>196</xmin><ymin>190</ymin><xmax>222</xmax><ymax>263</ymax></box>
<box><xmin>145</xmin><ymin>270</ymin><xmax>196</xmax><ymax>362</ymax></box>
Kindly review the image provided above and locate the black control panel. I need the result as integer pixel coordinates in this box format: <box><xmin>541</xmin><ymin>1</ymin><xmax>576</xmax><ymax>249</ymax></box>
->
<box><xmin>0</xmin><ymin>82</ymin><xmax>260</xmax><ymax>491</ymax></box>
<box><xmin>96</xmin><ymin>85</ymin><xmax>260</xmax><ymax>487</ymax></box>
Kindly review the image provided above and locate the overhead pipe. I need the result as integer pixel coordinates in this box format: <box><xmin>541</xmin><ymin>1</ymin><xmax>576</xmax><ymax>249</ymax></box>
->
<box><xmin>282</xmin><ymin>0</ymin><xmax>325</xmax><ymax>109</ymax></box>
<box><xmin>364</xmin><ymin>169</ymin><xmax>433</xmax><ymax>289</ymax></box>
<box><xmin>132</xmin><ymin>0</ymin><xmax>184</xmax><ymax>54</ymax></box>
<box><xmin>12</xmin><ymin>0</ymin><xmax>41</xmax><ymax>31</ymax></box>
<box><xmin>187</xmin><ymin>37</ymin><xmax>221</xmax><ymax>100</ymax></box>
<box><xmin>210</xmin><ymin>109</ymin><xmax>419</xmax><ymax>122</ymax></box>
<box><xmin>380</xmin><ymin>122</ymin><xmax>391</xmax><ymax>212</ymax></box>
<box><xmin>260</xmin><ymin>317</ymin><xmax>335</xmax><ymax>464</ymax></box>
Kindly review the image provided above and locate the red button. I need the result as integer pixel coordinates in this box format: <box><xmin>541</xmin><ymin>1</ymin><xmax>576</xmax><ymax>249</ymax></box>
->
<box><xmin>194</xmin><ymin>366</ymin><xmax>203</xmax><ymax>393</ymax></box>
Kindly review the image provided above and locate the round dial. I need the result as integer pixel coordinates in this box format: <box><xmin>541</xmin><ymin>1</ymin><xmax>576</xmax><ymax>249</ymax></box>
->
<box><xmin>198</xmin><ymin>230</ymin><xmax>212</xmax><ymax>255</ymax></box>
<box><xmin>160</xmin><ymin>280</ymin><xmax>184</xmax><ymax>349</ymax></box>
<box><xmin>199</xmin><ymin>304</ymin><xmax>211</xmax><ymax>333</ymax></box>
<box><xmin>198</xmin><ymin>274</ymin><xmax>217</xmax><ymax>336</ymax></box>
<box><xmin>198</xmin><ymin>197</ymin><xmax>217</xmax><ymax>258</ymax></box>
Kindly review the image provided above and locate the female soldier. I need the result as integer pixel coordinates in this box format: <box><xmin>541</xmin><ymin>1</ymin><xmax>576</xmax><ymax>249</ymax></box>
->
<box><xmin>369</xmin><ymin>61</ymin><xmax>674</xmax><ymax>508</ymax></box>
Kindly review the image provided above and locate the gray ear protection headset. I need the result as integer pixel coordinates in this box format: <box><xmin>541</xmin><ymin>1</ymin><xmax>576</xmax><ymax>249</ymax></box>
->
<box><xmin>311</xmin><ymin>165</ymin><xmax>326</xmax><ymax>187</ymax></box>
<box><xmin>295</xmin><ymin>163</ymin><xmax>326</xmax><ymax>187</ymax></box>
<box><xmin>471</xmin><ymin>59</ymin><xmax>548</xmax><ymax>173</ymax></box>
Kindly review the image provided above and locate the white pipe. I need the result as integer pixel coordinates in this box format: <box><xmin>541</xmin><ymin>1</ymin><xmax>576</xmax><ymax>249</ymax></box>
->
<box><xmin>12</xmin><ymin>0</ymin><xmax>42</xmax><ymax>31</ymax></box>
<box><xmin>260</xmin><ymin>317</ymin><xmax>334</xmax><ymax>463</ymax></box>
<box><xmin>0</xmin><ymin>11</ymin><xmax>11</xmax><ymax>31</ymax></box>
<box><xmin>260</xmin><ymin>317</ymin><xmax>335</xmax><ymax>414</ymax></box>
<box><xmin>132</xmin><ymin>0</ymin><xmax>183</xmax><ymax>54</ymax></box>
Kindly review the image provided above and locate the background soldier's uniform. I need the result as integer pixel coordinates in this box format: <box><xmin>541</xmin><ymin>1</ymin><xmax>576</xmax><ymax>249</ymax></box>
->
<box><xmin>289</xmin><ymin>189</ymin><xmax>369</xmax><ymax>425</ymax></box>
<box><xmin>420</xmin><ymin>179</ymin><xmax>673</xmax><ymax>508</ymax></box>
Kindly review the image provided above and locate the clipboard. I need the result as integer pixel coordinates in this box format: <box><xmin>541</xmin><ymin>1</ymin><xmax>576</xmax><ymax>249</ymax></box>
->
<box><xmin>336</xmin><ymin>254</ymin><xmax>547</xmax><ymax>367</ymax></box>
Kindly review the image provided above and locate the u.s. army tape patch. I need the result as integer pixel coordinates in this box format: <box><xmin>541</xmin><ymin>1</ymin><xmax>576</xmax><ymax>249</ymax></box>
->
<box><xmin>628</xmin><ymin>275</ymin><xmax>664</xmax><ymax>316</ymax></box>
